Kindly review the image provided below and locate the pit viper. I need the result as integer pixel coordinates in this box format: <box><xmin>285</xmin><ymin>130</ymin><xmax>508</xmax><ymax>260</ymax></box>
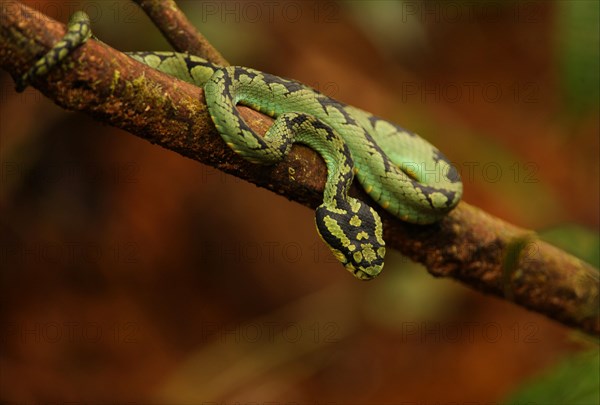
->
<box><xmin>16</xmin><ymin>11</ymin><xmax>463</xmax><ymax>280</ymax></box>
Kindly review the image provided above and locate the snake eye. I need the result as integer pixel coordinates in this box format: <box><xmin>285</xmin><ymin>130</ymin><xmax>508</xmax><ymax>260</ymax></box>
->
<box><xmin>315</xmin><ymin>199</ymin><xmax>385</xmax><ymax>280</ymax></box>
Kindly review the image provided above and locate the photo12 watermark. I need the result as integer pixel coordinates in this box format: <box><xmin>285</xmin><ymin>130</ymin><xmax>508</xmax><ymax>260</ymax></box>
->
<box><xmin>400</xmin><ymin>1</ymin><xmax>543</xmax><ymax>24</ymax></box>
<box><xmin>1</xmin><ymin>1</ymin><xmax>143</xmax><ymax>24</ymax></box>
<box><xmin>0</xmin><ymin>239</ymin><xmax>140</xmax><ymax>266</ymax></box>
<box><xmin>197</xmin><ymin>1</ymin><xmax>340</xmax><ymax>24</ymax></box>
<box><xmin>199</xmin><ymin>321</ymin><xmax>341</xmax><ymax>344</ymax></box>
<box><xmin>400</xmin><ymin>321</ymin><xmax>541</xmax><ymax>344</ymax></box>
<box><xmin>1</xmin><ymin>321</ymin><xmax>140</xmax><ymax>344</ymax></box>
<box><xmin>400</xmin><ymin>81</ymin><xmax>540</xmax><ymax>105</ymax></box>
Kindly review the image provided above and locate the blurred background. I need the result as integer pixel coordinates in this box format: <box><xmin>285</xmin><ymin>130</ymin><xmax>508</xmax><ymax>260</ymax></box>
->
<box><xmin>1</xmin><ymin>0</ymin><xmax>598</xmax><ymax>404</ymax></box>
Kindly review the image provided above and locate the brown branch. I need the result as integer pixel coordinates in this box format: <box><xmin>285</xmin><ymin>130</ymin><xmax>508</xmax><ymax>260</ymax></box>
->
<box><xmin>132</xmin><ymin>0</ymin><xmax>229</xmax><ymax>66</ymax></box>
<box><xmin>1</xmin><ymin>2</ymin><xmax>598</xmax><ymax>336</ymax></box>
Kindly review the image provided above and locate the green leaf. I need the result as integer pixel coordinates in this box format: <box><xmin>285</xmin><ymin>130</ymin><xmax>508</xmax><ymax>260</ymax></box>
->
<box><xmin>557</xmin><ymin>0</ymin><xmax>600</xmax><ymax>116</ymax></box>
<box><xmin>539</xmin><ymin>225</ymin><xmax>600</xmax><ymax>268</ymax></box>
<box><xmin>505</xmin><ymin>350</ymin><xmax>600</xmax><ymax>405</ymax></box>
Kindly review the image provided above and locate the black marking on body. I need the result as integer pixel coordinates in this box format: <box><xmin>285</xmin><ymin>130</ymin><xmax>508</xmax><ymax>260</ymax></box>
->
<box><xmin>366</xmin><ymin>134</ymin><xmax>393</xmax><ymax>173</ymax></box>
<box><xmin>260</xmin><ymin>72</ymin><xmax>309</xmax><ymax>95</ymax></box>
<box><xmin>445</xmin><ymin>165</ymin><xmax>461</xmax><ymax>184</ymax></box>
<box><xmin>133</xmin><ymin>51</ymin><xmax>173</xmax><ymax>63</ymax></box>
<box><xmin>184</xmin><ymin>54</ymin><xmax>216</xmax><ymax>72</ymax></box>
<box><xmin>432</xmin><ymin>150</ymin><xmax>461</xmax><ymax>183</ymax></box>
<box><xmin>413</xmin><ymin>182</ymin><xmax>457</xmax><ymax>208</ymax></box>
<box><xmin>367</xmin><ymin>115</ymin><xmax>380</xmax><ymax>129</ymax></box>
<box><xmin>317</xmin><ymin>97</ymin><xmax>357</xmax><ymax>126</ymax></box>
<box><xmin>218</xmin><ymin>68</ymin><xmax>234</xmax><ymax>97</ymax></box>
<box><xmin>393</xmin><ymin>122</ymin><xmax>417</xmax><ymax>137</ymax></box>
<box><xmin>309</xmin><ymin>119</ymin><xmax>338</xmax><ymax>142</ymax></box>
<box><xmin>239</xmin><ymin>117</ymin><xmax>268</xmax><ymax>150</ymax></box>
<box><xmin>286</xmin><ymin>114</ymin><xmax>310</xmax><ymax>127</ymax></box>
<box><xmin>233</xmin><ymin>67</ymin><xmax>260</xmax><ymax>83</ymax></box>
<box><xmin>367</xmin><ymin>115</ymin><xmax>417</xmax><ymax>137</ymax></box>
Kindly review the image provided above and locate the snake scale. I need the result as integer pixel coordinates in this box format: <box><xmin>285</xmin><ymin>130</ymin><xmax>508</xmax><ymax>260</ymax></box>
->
<box><xmin>16</xmin><ymin>11</ymin><xmax>462</xmax><ymax>280</ymax></box>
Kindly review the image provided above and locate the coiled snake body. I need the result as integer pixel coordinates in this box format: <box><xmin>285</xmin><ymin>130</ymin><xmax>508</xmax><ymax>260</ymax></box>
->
<box><xmin>17</xmin><ymin>12</ymin><xmax>463</xmax><ymax>280</ymax></box>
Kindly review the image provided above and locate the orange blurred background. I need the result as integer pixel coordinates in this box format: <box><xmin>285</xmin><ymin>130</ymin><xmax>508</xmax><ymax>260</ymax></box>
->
<box><xmin>1</xmin><ymin>1</ymin><xmax>598</xmax><ymax>404</ymax></box>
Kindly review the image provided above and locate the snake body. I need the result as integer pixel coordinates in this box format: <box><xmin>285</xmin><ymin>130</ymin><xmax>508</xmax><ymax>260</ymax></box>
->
<box><xmin>17</xmin><ymin>12</ymin><xmax>462</xmax><ymax>280</ymax></box>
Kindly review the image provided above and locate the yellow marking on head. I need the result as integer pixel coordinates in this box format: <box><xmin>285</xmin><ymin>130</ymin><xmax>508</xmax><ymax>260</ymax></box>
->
<box><xmin>349</xmin><ymin>215</ymin><xmax>362</xmax><ymax>227</ymax></box>
<box><xmin>348</xmin><ymin>198</ymin><xmax>362</xmax><ymax>213</ymax></box>
<box><xmin>323</xmin><ymin>216</ymin><xmax>351</xmax><ymax>247</ymax></box>
<box><xmin>355</xmin><ymin>270</ymin><xmax>372</xmax><ymax>280</ymax></box>
<box><xmin>361</xmin><ymin>244</ymin><xmax>377</xmax><ymax>262</ymax></box>
<box><xmin>353</xmin><ymin>251</ymin><xmax>363</xmax><ymax>263</ymax></box>
<box><xmin>377</xmin><ymin>247</ymin><xmax>386</xmax><ymax>258</ymax></box>
<box><xmin>331</xmin><ymin>248</ymin><xmax>347</xmax><ymax>264</ymax></box>
<box><xmin>372</xmin><ymin>208</ymin><xmax>385</xmax><ymax>245</ymax></box>
<box><xmin>356</xmin><ymin>231</ymin><xmax>369</xmax><ymax>240</ymax></box>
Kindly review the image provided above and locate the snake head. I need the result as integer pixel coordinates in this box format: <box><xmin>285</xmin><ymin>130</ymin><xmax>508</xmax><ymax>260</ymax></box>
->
<box><xmin>315</xmin><ymin>198</ymin><xmax>386</xmax><ymax>280</ymax></box>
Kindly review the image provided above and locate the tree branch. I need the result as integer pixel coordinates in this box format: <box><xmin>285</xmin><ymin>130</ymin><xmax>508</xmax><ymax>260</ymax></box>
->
<box><xmin>131</xmin><ymin>0</ymin><xmax>229</xmax><ymax>66</ymax></box>
<box><xmin>1</xmin><ymin>2</ymin><xmax>598</xmax><ymax>336</ymax></box>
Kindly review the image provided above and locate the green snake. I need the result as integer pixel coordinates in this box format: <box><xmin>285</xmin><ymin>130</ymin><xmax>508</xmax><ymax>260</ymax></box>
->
<box><xmin>16</xmin><ymin>12</ymin><xmax>462</xmax><ymax>280</ymax></box>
